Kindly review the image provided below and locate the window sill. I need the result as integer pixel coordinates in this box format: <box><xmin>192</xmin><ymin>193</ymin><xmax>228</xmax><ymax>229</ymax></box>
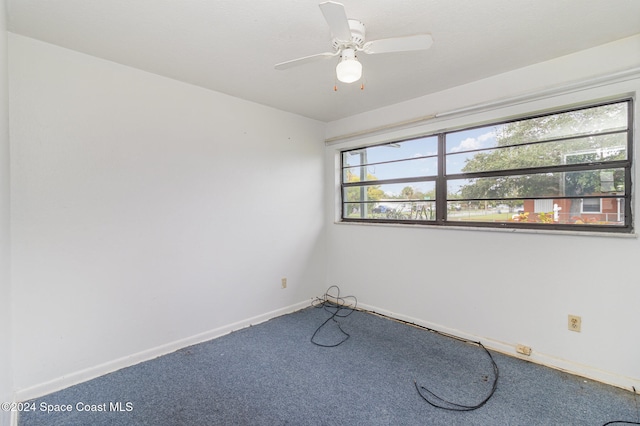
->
<box><xmin>334</xmin><ymin>220</ymin><xmax>637</xmax><ymax>238</ymax></box>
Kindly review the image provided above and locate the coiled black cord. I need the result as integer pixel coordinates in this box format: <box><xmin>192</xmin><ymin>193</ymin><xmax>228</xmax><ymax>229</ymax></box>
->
<box><xmin>310</xmin><ymin>288</ymin><xmax>498</xmax><ymax>409</ymax></box>
<box><xmin>310</xmin><ymin>285</ymin><xmax>357</xmax><ymax>347</ymax></box>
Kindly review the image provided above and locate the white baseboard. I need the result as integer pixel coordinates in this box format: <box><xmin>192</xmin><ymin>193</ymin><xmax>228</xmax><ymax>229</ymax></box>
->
<box><xmin>357</xmin><ymin>302</ymin><xmax>639</xmax><ymax>394</ymax></box>
<box><xmin>14</xmin><ymin>300</ymin><xmax>312</xmax><ymax>403</ymax></box>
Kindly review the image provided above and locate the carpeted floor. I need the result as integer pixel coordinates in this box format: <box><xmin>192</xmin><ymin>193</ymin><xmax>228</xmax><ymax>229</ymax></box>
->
<box><xmin>18</xmin><ymin>305</ymin><xmax>639</xmax><ymax>425</ymax></box>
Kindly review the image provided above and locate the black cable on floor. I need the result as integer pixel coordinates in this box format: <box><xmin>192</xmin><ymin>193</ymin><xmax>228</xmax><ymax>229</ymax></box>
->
<box><xmin>413</xmin><ymin>341</ymin><xmax>499</xmax><ymax>411</ymax></box>
<box><xmin>310</xmin><ymin>285</ymin><xmax>357</xmax><ymax>347</ymax></box>
<box><xmin>602</xmin><ymin>387</ymin><xmax>640</xmax><ymax>426</ymax></box>
<box><xmin>309</xmin><ymin>294</ymin><xmax>635</xmax><ymax>418</ymax></box>
<box><xmin>357</xmin><ymin>307</ymin><xmax>499</xmax><ymax>412</ymax></box>
<box><xmin>309</xmin><ymin>290</ymin><xmax>499</xmax><ymax>410</ymax></box>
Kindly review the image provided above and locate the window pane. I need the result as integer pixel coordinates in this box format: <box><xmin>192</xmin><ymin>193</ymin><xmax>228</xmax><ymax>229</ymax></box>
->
<box><xmin>344</xmin><ymin>182</ymin><xmax>435</xmax><ymax>203</ymax></box>
<box><xmin>564</xmin><ymin>168</ymin><xmax>625</xmax><ymax>196</ymax></box>
<box><xmin>344</xmin><ymin>156</ymin><xmax>438</xmax><ymax>182</ymax></box>
<box><xmin>447</xmin><ymin>133</ymin><xmax>627</xmax><ymax>174</ymax></box>
<box><xmin>446</xmin><ymin>198</ymin><xmax>625</xmax><ymax>226</ymax></box>
<box><xmin>342</xmin><ymin>137</ymin><xmax>438</xmax><ymax>167</ymax></box>
<box><xmin>449</xmin><ymin>168</ymin><xmax>625</xmax><ymax>199</ymax></box>
<box><xmin>344</xmin><ymin>201</ymin><xmax>436</xmax><ymax>221</ymax></box>
<box><xmin>498</xmin><ymin>102</ymin><xmax>628</xmax><ymax>143</ymax></box>
<box><xmin>447</xmin><ymin>200</ymin><xmax>524</xmax><ymax>222</ymax></box>
<box><xmin>446</xmin><ymin>127</ymin><xmax>499</xmax><ymax>154</ymax></box>
<box><xmin>446</xmin><ymin>102</ymin><xmax>628</xmax><ymax>155</ymax></box>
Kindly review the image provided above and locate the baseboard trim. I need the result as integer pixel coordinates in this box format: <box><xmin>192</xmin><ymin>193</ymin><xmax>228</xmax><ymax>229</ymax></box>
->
<box><xmin>358</xmin><ymin>303</ymin><xmax>639</xmax><ymax>394</ymax></box>
<box><xmin>15</xmin><ymin>300</ymin><xmax>312</xmax><ymax>402</ymax></box>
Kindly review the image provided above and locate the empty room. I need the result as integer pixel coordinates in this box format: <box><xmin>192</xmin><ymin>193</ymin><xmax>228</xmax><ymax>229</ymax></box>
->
<box><xmin>1</xmin><ymin>1</ymin><xmax>640</xmax><ymax>425</ymax></box>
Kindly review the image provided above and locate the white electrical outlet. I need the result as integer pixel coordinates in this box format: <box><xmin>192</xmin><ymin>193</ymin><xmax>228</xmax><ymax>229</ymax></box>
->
<box><xmin>516</xmin><ymin>344</ymin><xmax>532</xmax><ymax>356</ymax></box>
<box><xmin>568</xmin><ymin>315</ymin><xmax>581</xmax><ymax>332</ymax></box>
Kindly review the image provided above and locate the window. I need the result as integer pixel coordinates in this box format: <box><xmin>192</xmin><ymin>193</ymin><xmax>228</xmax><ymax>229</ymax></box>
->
<box><xmin>534</xmin><ymin>199</ymin><xmax>554</xmax><ymax>214</ymax></box>
<box><xmin>341</xmin><ymin>100</ymin><xmax>633</xmax><ymax>233</ymax></box>
<box><xmin>581</xmin><ymin>198</ymin><xmax>601</xmax><ymax>213</ymax></box>
<box><xmin>342</xmin><ymin>136</ymin><xmax>438</xmax><ymax>221</ymax></box>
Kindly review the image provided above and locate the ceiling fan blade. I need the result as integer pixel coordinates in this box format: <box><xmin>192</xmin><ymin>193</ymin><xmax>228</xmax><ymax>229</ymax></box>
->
<box><xmin>361</xmin><ymin>34</ymin><xmax>433</xmax><ymax>54</ymax></box>
<box><xmin>319</xmin><ymin>1</ymin><xmax>352</xmax><ymax>42</ymax></box>
<box><xmin>274</xmin><ymin>51</ymin><xmax>338</xmax><ymax>70</ymax></box>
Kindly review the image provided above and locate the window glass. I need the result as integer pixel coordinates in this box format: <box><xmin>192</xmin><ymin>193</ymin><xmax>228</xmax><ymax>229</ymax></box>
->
<box><xmin>343</xmin><ymin>182</ymin><xmax>436</xmax><ymax>220</ymax></box>
<box><xmin>342</xmin><ymin>137</ymin><xmax>438</xmax><ymax>167</ymax></box>
<box><xmin>340</xmin><ymin>100</ymin><xmax>632</xmax><ymax>232</ymax></box>
<box><xmin>446</xmin><ymin>133</ymin><xmax>627</xmax><ymax>174</ymax></box>
<box><xmin>446</xmin><ymin>102</ymin><xmax>627</xmax><ymax>154</ymax></box>
<box><xmin>344</xmin><ymin>200</ymin><xmax>436</xmax><ymax>221</ymax></box>
<box><xmin>344</xmin><ymin>156</ymin><xmax>438</xmax><ymax>183</ymax></box>
<box><xmin>448</xmin><ymin>168</ymin><xmax>625</xmax><ymax>199</ymax></box>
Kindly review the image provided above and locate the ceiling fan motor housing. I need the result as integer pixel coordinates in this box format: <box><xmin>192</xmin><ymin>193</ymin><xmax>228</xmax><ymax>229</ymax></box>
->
<box><xmin>332</xmin><ymin>19</ymin><xmax>365</xmax><ymax>50</ymax></box>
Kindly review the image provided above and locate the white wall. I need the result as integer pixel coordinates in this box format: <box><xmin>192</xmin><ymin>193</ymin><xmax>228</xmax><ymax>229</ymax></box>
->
<box><xmin>9</xmin><ymin>34</ymin><xmax>326</xmax><ymax>398</ymax></box>
<box><xmin>7</xmin><ymin>23</ymin><xmax>639</xmax><ymax>407</ymax></box>
<box><xmin>325</xmin><ymin>35</ymin><xmax>640</xmax><ymax>391</ymax></box>
<box><xmin>0</xmin><ymin>0</ymin><xmax>13</xmax><ymax>424</ymax></box>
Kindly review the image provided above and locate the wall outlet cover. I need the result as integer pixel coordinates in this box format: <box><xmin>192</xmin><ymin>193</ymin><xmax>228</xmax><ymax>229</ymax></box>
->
<box><xmin>568</xmin><ymin>315</ymin><xmax>582</xmax><ymax>332</ymax></box>
<box><xmin>516</xmin><ymin>344</ymin><xmax>532</xmax><ymax>356</ymax></box>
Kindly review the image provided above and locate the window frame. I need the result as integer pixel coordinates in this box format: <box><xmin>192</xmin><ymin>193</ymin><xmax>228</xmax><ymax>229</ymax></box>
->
<box><xmin>339</xmin><ymin>99</ymin><xmax>634</xmax><ymax>234</ymax></box>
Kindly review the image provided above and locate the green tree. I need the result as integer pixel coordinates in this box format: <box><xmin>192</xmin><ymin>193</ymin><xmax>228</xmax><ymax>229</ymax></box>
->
<box><xmin>401</xmin><ymin>186</ymin><xmax>415</xmax><ymax>199</ymax></box>
<box><xmin>344</xmin><ymin>170</ymin><xmax>384</xmax><ymax>216</ymax></box>
<box><xmin>459</xmin><ymin>103</ymin><xmax>627</xmax><ymax>214</ymax></box>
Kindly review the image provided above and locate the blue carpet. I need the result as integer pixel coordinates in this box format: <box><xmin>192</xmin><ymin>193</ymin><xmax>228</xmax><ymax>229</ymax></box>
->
<box><xmin>18</xmin><ymin>306</ymin><xmax>639</xmax><ymax>425</ymax></box>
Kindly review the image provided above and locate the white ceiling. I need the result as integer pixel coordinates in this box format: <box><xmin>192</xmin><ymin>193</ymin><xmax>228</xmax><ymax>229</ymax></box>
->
<box><xmin>7</xmin><ymin>0</ymin><xmax>640</xmax><ymax>122</ymax></box>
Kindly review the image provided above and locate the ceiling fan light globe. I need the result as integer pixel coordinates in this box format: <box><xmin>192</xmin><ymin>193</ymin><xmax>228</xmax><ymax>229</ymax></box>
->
<box><xmin>336</xmin><ymin>59</ymin><xmax>362</xmax><ymax>83</ymax></box>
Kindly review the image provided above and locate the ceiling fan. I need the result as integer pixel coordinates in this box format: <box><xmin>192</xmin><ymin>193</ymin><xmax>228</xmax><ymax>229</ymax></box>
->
<box><xmin>274</xmin><ymin>1</ymin><xmax>433</xmax><ymax>84</ymax></box>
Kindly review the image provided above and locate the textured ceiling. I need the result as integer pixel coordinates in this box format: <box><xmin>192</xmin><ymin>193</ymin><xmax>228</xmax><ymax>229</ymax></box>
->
<box><xmin>7</xmin><ymin>0</ymin><xmax>640</xmax><ymax>122</ymax></box>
